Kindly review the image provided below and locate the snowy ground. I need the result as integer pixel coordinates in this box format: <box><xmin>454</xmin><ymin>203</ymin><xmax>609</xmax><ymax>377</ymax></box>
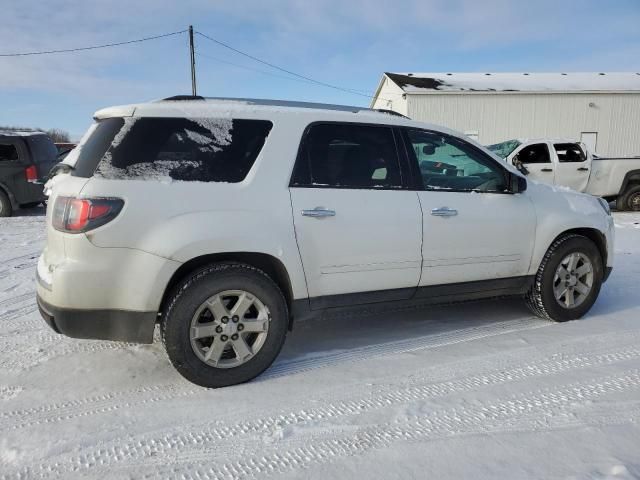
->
<box><xmin>0</xmin><ymin>209</ymin><xmax>639</xmax><ymax>479</ymax></box>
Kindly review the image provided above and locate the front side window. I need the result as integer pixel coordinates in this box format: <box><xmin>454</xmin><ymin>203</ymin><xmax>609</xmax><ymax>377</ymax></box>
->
<box><xmin>515</xmin><ymin>143</ymin><xmax>551</xmax><ymax>164</ymax></box>
<box><xmin>0</xmin><ymin>143</ymin><xmax>19</xmax><ymax>162</ymax></box>
<box><xmin>405</xmin><ymin>129</ymin><xmax>507</xmax><ymax>192</ymax></box>
<box><xmin>554</xmin><ymin>143</ymin><xmax>586</xmax><ymax>163</ymax></box>
<box><xmin>291</xmin><ymin>123</ymin><xmax>402</xmax><ymax>189</ymax></box>
<box><xmin>71</xmin><ymin>117</ymin><xmax>272</xmax><ymax>182</ymax></box>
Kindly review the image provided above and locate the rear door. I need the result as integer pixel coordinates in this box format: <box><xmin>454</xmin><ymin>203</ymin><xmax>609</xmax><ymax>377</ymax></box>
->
<box><xmin>403</xmin><ymin>128</ymin><xmax>536</xmax><ymax>287</ymax></box>
<box><xmin>510</xmin><ymin>142</ymin><xmax>556</xmax><ymax>185</ymax></box>
<box><xmin>553</xmin><ymin>142</ymin><xmax>591</xmax><ymax>192</ymax></box>
<box><xmin>289</xmin><ymin>122</ymin><xmax>422</xmax><ymax>308</ymax></box>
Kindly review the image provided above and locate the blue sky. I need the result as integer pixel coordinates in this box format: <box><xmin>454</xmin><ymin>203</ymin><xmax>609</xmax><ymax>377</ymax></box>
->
<box><xmin>1</xmin><ymin>0</ymin><xmax>639</xmax><ymax>139</ymax></box>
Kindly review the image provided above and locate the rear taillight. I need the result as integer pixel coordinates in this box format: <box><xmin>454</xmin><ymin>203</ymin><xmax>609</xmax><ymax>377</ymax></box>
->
<box><xmin>52</xmin><ymin>196</ymin><xmax>124</xmax><ymax>233</ymax></box>
<box><xmin>25</xmin><ymin>165</ymin><xmax>38</xmax><ymax>183</ymax></box>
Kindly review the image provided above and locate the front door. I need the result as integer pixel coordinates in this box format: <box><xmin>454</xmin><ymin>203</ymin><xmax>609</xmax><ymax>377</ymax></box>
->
<box><xmin>403</xmin><ymin>128</ymin><xmax>536</xmax><ymax>287</ymax></box>
<box><xmin>511</xmin><ymin>142</ymin><xmax>556</xmax><ymax>185</ymax></box>
<box><xmin>289</xmin><ymin>122</ymin><xmax>422</xmax><ymax>307</ymax></box>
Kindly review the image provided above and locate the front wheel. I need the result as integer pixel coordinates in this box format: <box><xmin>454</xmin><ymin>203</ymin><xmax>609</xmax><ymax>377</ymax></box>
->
<box><xmin>161</xmin><ymin>263</ymin><xmax>288</xmax><ymax>388</ymax></box>
<box><xmin>525</xmin><ymin>234</ymin><xmax>604</xmax><ymax>322</ymax></box>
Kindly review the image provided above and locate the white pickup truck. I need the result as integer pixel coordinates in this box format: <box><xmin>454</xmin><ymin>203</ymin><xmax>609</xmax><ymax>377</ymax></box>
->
<box><xmin>487</xmin><ymin>139</ymin><xmax>640</xmax><ymax>211</ymax></box>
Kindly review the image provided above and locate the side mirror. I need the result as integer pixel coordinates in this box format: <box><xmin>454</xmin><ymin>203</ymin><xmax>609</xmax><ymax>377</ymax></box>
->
<box><xmin>512</xmin><ymin>156</ymin><xmax>529</xmax><ymax>175</ymax></box>
<box><xmin>510</xmin><ymin>173</ymin><xmax>527</xmax><ymax>193</ymax></box>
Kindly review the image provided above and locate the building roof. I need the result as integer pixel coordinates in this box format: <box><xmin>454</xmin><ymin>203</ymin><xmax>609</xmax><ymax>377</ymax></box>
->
<box><xmin>382</xmin><ymin>72</ymin><xmax>640</xmax><ymax>94</ymax></box>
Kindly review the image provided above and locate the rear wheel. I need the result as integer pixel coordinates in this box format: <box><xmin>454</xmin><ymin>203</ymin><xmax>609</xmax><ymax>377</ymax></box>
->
<box><xmin>0</xmin><ymin>190</ymin><xmax>12</xmax><ymax>217</ymax></box>
<box><xmin>617</xmin><ymin>184</ymin><xmax>640</xmax><ymax>211</ymax></box>
<box><xmin>161</xmin><ymin>263</ymin><xmax>288</xmax><ymax>388</ymax></box>
<box><xmin>525</xmin><ymin>234</ymin><xmax>603</xmax><ymax>322</ymax></box>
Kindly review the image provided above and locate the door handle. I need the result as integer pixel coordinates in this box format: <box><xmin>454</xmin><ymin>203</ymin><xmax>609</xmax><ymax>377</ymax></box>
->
<box><xmin>431</xmin><ymin>207</ymin><xmax>458</xmax><ymax>217</ymax></box>
<box><xmin>541</xmin><ymin>168</ymin><xmax>553</xmax><ymax>172</ymax></box>
<box><xmin>302</xmin><ymin>207</ymin><xmax>336</xmax><ymax>218</ymax></box>
<box><xmin>577</xmin><ymin>167</ymin><xmax>589</xmax><ymax>171</ymax></box>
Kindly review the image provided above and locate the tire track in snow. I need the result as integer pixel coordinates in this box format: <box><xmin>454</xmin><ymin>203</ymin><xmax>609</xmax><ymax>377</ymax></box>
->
<box><xmin>0</xmin><ymin>252</ymin><xmax>40</xmax><ymax>279</ymax></box>
<box><xmin>0</xmin><ymin>384</ymin><xmax>199</xmax><ymax>431</ymax></box>
<box><xmin>0</xmin><ymin>385</ymin><xmax>23</xmax><ymax>401</ymax></box>
<box><xmin>2</xmin><ymin>327</ymin><xmax>639</xmax><ymax>434</ymax></box>
<box><xmin>0</xmin><ymin>333</ymin><xmax>138</xmax><ymax>372</ymax></box>
<box><xmin>5</xmin><ymin>346</ymin><xmax>640</xmax><ymax>479</ymax></box>
<box><xmin>145</xmin><ymin>369</ymin><xmax>640</xmax><ymax>480</ymax></box>
<box><xmin>0</xmin><ymin>292</ymin><xmax>32</xmax><ymax>309</ymax></box>
<box><xmin>0</xmin><ymin>316</ymin><xmax>556</xmax><ymax>431</ymax></box>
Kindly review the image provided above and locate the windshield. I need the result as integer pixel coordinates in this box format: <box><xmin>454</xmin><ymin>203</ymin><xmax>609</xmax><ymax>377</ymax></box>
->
<box><xmin>486</xmin><ymin>139</ymin><xmax>521</xmax><ymax>159</ymax></box>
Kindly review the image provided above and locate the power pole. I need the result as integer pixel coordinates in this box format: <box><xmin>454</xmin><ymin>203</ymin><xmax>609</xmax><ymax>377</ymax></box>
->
<box><xmin>189</xmin><ymin>25</ymin><xmax>197</xmax><ymax>96</ymax></box>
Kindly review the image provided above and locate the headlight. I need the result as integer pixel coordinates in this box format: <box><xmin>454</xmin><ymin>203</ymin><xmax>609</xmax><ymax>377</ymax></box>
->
<box><xmin>597</xmin><ymin>197</ymin><xmax>611</xmax><ymax>215</ymax></box>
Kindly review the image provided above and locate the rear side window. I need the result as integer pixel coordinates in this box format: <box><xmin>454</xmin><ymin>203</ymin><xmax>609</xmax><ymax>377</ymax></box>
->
<box><xmin>0</xmin><ymin>143</ymin><xmax>19</xmax><ymax>162</ymax></box>
<box><xmin>73</xmin><ymin>117</ymin><xmax>272</xmax><ymax>182</ymax></box>
<box><xmin>554</xmin><ymin>143</ymin><xmax>586</xmax><ymax>163</ymax></box>
<box><xmin>291</xmin><ymin>123</ymin><xmax>402</xmax><ymax>189</ymax></box>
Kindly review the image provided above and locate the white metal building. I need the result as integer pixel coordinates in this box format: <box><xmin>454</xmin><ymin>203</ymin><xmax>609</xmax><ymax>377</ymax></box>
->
<box><xmin>371</xmin><ymin>72</ymin><xmax>640</xmax><ymax>156</ymax></box>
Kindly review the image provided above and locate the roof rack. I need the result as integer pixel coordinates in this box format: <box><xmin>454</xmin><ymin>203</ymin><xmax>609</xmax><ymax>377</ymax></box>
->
<box><xmin>162</xmin><ymin>95</ymin><xmax>205</xmax><ymax>101</ymax></box>
<box><xmin>158</xmin><ymin>96</ymin><xmax>409</xmax><ymax>118</ymax></box>
<box><xmin>372</xmin><ymin>109</ymin><xmax>409</xmax><ymax>118</ymax></box>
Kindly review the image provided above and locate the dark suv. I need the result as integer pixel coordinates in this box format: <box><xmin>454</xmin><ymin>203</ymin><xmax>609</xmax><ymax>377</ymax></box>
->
<box><xmin>0</xmin><ymin>131</ymin><xmax>58</xmax><ymax>216</ymax></box>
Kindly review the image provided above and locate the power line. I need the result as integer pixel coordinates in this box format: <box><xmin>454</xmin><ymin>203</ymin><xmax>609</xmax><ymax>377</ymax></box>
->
<box><xmin>195</xmin><ymin>30</ymin><xmax>375</xmax><ymax>99</ymax></box>
<box><xmin>195</xmin><ymin>51</ymin><xmax>323</xmax><ymax>85</ymax></box>
<box><xmin>0</xmin><ymin>29</ymin><xmax>187</xmax><ymax>57</ymax></box>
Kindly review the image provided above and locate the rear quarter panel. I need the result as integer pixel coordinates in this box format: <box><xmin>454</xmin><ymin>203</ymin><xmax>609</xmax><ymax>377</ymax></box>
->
<box><xmin>588</xmin><ymin>159</ymin><xmax>640</xmax><ymax>197</ymax></box>
<box><xmin>78</xmin><ymin>116</ymin><xmax>309</xmax><ymax>300</ymax></box>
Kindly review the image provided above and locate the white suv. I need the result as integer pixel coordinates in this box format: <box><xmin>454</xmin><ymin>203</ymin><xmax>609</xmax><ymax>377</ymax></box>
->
<box><xmin>36</xmin><ymin>97</ymin><xmax>615</xmax><ymax>387</ymax></box>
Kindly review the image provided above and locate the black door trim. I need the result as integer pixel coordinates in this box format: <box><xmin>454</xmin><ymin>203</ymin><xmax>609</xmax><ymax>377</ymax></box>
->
<box><xmin>292</xmin><ymin>275</ymin><xmax>535</xmax><ymax>321</ymax></box>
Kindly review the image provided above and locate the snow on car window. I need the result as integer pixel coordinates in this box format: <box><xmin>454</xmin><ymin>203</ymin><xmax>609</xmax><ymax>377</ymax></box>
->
<box><xmin>94</xmin><ymin>118</ymin><xmax>272</xmax><ymax>183</ymax></box>
<box><xmin>110</xmin><ymin>117</ymin><xmax>139</xmax><ymax>149</ymax></box>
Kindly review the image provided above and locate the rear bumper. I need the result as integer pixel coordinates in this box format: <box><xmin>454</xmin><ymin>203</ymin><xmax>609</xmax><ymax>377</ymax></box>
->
<box><xmin>37</xmin><ymin>295</ymin><xmax>156</xmax><ymax>344</ymax></box>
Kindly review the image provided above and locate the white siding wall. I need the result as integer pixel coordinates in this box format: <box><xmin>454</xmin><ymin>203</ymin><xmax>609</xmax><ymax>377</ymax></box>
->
<box><xmin>405</xmin><ymin>93</ymin><xmax>640</xmax><ymax>156</ymax></box>
<box><xmin>371</xmin><ymin>78</ymin><xmax>408</xmax><ymax>116</ymax></box>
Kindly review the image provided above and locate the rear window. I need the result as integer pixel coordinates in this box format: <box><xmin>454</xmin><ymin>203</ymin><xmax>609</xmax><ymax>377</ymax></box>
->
<box><xmin>71</xmin><ymin>117</ymin><xmax>273</xmax><ymax>183</ymax></box>
<box><xmin>25</xmin><ymin>135</ymin><xmax>58</xmax><ymax>164</ymax></box>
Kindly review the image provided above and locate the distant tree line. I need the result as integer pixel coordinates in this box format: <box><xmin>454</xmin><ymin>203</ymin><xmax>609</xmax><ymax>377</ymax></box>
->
<box><xmin>0</xmin><ymin>126</ymin><xmax>71</xmax><ymax>143</ymax></box>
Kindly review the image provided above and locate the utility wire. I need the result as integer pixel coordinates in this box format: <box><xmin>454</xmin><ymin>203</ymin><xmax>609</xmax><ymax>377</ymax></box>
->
<box><xmin>195</xmin><ymin>30</ymin><xmax>375</xmax><ymax>99</ymax></box>
<box><xmin>195</xmin><ymin>51</ymin><xmax>324</xmax><ymax>86</ymax></box>
<box><xmin>0</xmin><ymin>29</ymin><xmax>187</xmax><ymax>57</ymax></box>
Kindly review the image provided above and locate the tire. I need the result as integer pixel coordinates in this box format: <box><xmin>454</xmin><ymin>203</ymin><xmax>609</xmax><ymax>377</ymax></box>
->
<box><xmin>0</xmin><ymin>190</ymin><xmax>12</xmax><ymax>217</ymax></box>
<box><xmin>161</xmin><ymin>263</ymin><xmax>288</xmax><ymax>388</ymax></box>
<box><xmin>617</xmin><ymin>184</ymin><xmax>640</xmax><ymax>212</ymax></box>
<box><xmin>525</xmin><ymin>234</ymin><xmax>603</xmax><ymax>322</ymax></box>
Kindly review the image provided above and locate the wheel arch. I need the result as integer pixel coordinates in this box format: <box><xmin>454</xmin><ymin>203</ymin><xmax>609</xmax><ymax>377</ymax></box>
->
<box><xmin>548</xmin><ymin>228</ymin><xmax>608</xmax><ymax>270</ymax></box>
<box><xmin>159</xmin><ymin>251</ymin><xmax>295</xmax><ymax>328</ymax></box>
<box><xmin>0</xmin><ymin>181</ymin><xmax>18</xmax><ymax>210</ymax></box>
<box><xmin>618</xmin><ymin>169</ymin><xmax>640</xmax><ymax>196</ymax></box>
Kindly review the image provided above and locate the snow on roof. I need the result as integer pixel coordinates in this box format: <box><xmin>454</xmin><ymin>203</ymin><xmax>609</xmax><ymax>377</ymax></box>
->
<box><xmin>384</xmin><ymin>72</ymin><xmax>640</xmax><ymax>93</ymax></box>
<box><xmin>0</xmin><ymin>130</ymin><xmax>49</xmax><ymax>137</ymax></box>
